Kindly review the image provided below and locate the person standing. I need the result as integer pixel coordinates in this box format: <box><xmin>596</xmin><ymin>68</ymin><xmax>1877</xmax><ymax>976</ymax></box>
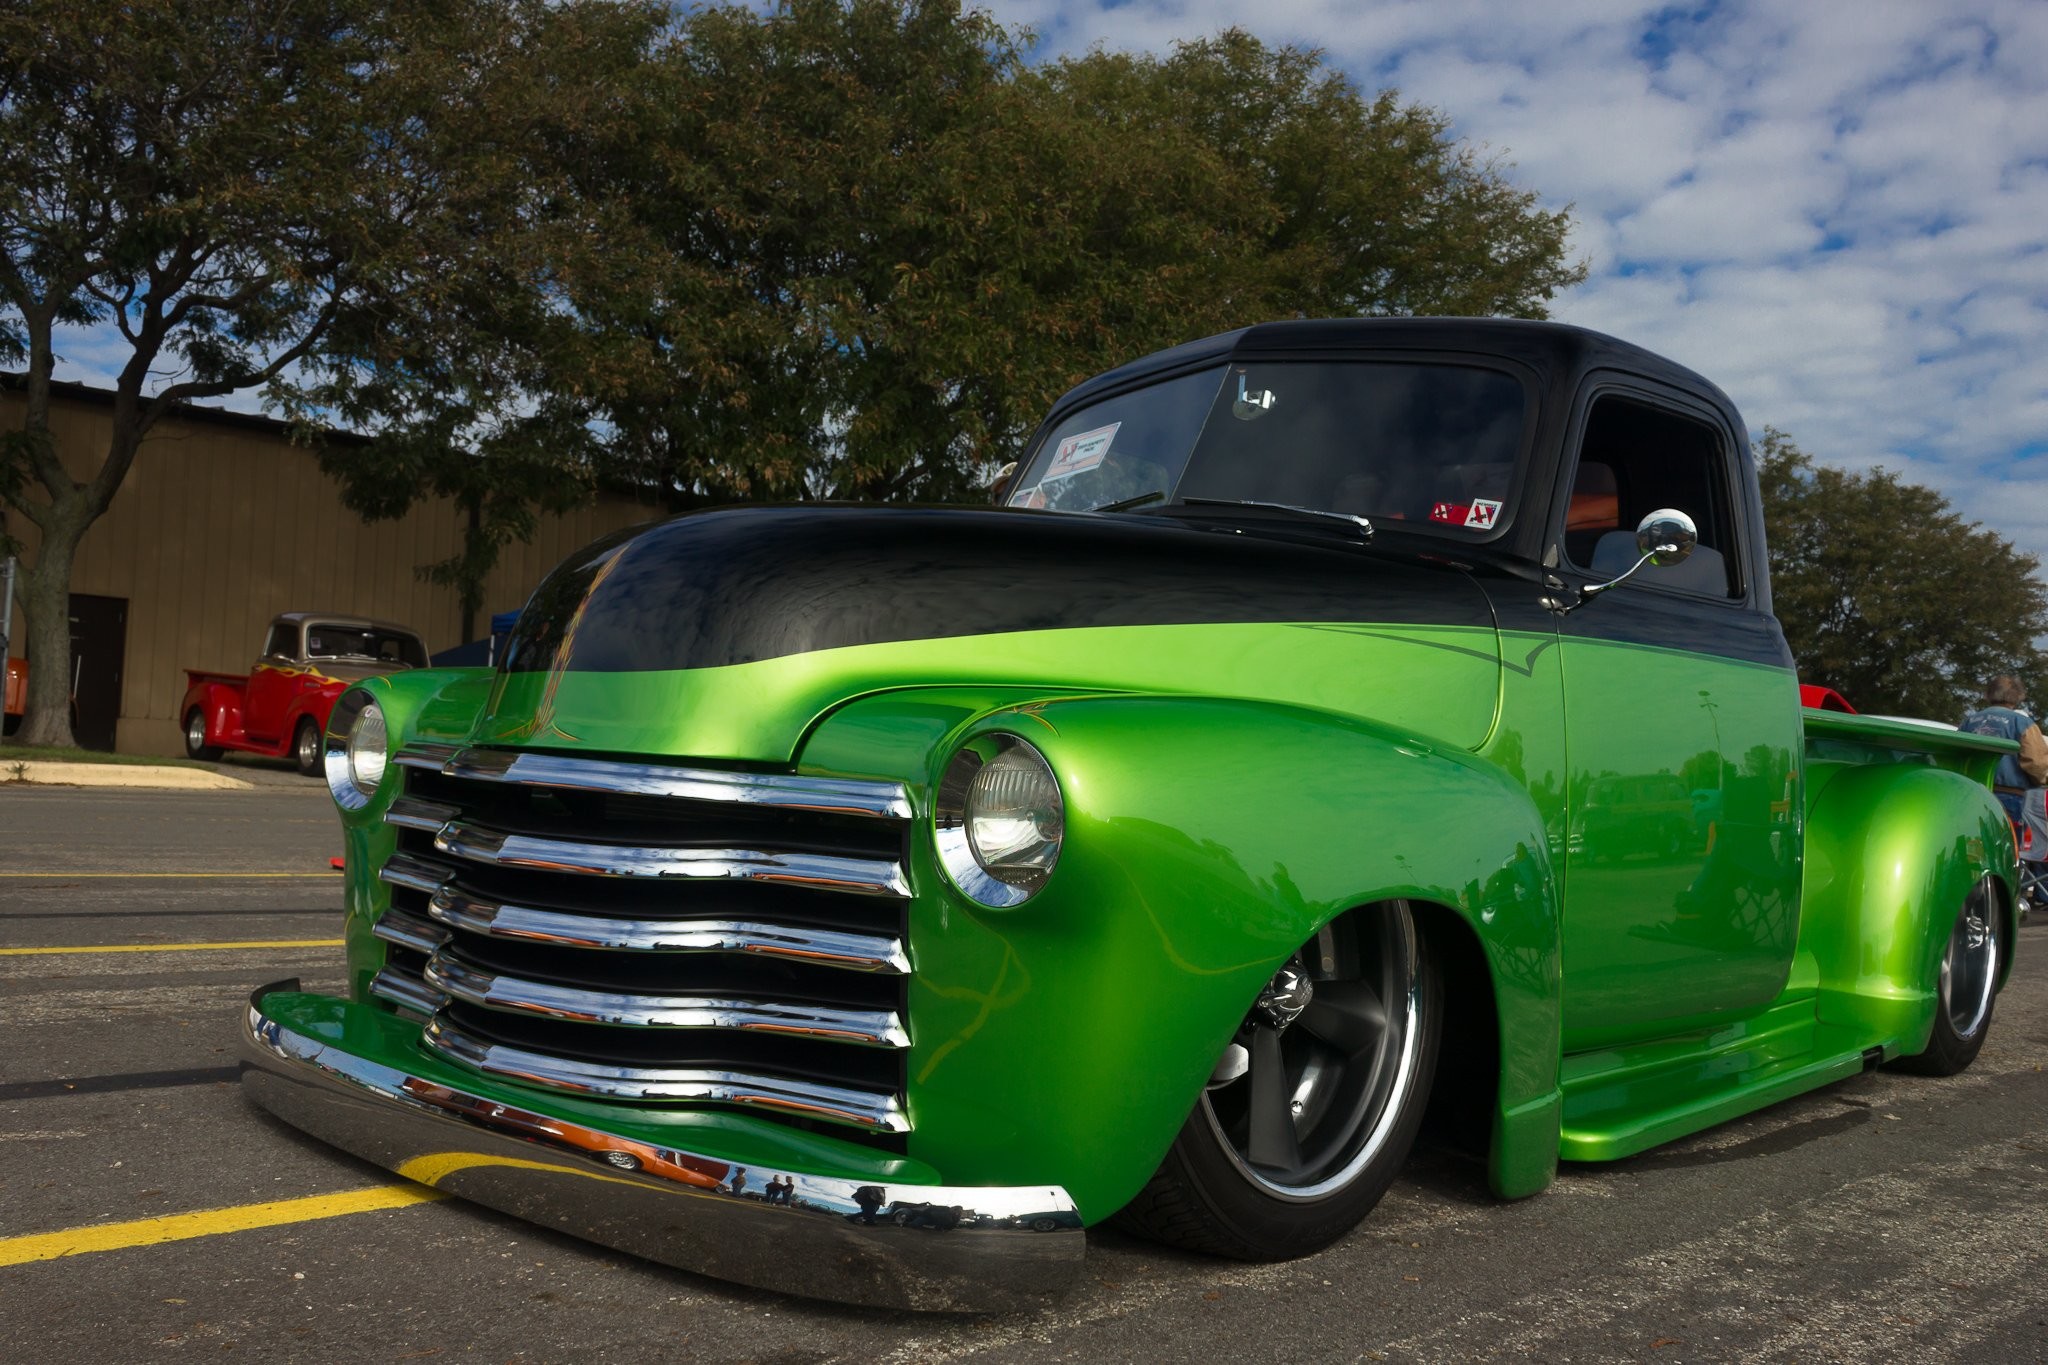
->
<box><xmin>1959</xmin><ymin>676</ymin><xmax>2048</xmax><ymax>820</ymax></box>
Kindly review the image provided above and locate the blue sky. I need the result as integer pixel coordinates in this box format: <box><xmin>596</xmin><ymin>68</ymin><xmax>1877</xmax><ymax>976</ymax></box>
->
<box><xmin>45</xmin><ymin>0</ymin><xmax>2048</xmax><ymax>577</ymax></box>
<box><xmin>981</xmin><ymin>0</ymin><xmax>2048</xmax><ymax>572</ymax></box>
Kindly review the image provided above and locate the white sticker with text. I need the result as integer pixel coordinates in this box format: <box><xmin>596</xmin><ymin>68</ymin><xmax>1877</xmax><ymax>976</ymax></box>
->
<box><xmin>1464</xmin><ymin>498</ymin><xmax>1503</xmax><ymax>530</ymax></box>
<box><xmin>1043</xmin><ymin>422</ymin><xmax>1120</xmax><ymax>481</ymax></box>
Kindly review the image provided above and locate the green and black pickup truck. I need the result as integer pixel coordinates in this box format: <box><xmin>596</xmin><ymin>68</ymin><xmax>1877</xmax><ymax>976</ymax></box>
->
<box><xmin>241</xmin><ymin>319</ymin><xmax>2019</xmax><ymax>1311</ymax></box>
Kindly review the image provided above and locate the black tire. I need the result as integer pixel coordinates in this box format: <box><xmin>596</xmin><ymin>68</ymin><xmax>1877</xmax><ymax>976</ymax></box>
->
<box><xmin>1113</xmin><ymin>901</ymin><xmax>1441</xmax><ymax>1260</ymax></box>
<box><xmin>1892</xmin><ymin>878</ymin><xmax>2001</xmax><ymax>1077</ymax></box>
<box><xmin>292</xmin><ymin>717</ymin><xmax>322</xmax><ymax>777</ymax></box>
<box><xmin>184</xmin><ymin>708</ymin><xmax>223</xmax><ymax>761</ymax></box>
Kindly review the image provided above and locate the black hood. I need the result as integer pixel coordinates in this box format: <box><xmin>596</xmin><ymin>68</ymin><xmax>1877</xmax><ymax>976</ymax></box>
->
<box><xmin>501</xmin><ymin>505</ymin><xmax>1495</xmax><ymax>674</ymax></box>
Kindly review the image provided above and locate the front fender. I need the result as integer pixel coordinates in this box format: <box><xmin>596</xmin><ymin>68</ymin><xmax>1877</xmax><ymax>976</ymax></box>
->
<box><xmin>330</xmin><ymin>667</ymin><xmax>494</xmax><ymax>1002</ymax></box>
<box><xmin>283</xmin><ymin>679</ymin><xmax>351</xmax><ymax>746</ymax></box>
<box><xmin>1801</xmin><ymin>761</ymin><xmax>2017</xmax><ymax>1055</ymax></box>
<box><xmin>801</xmin><ymin>689</ymin><xmax>1562</xmax><ymax>1220</ymax></box>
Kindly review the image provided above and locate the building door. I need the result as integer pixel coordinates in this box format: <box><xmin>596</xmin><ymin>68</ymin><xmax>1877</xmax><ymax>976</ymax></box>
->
<box><xmin>68</xmin><ymin>594</ymin><xmax>128</xmax><ymax>752</ymax></box>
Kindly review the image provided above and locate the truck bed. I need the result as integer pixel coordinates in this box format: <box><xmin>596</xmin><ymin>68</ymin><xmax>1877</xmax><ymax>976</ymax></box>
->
<box><xmin>1803</xmin><ymin>709</ymin><xmax>2013</xmax><ymax>785</ymax></box>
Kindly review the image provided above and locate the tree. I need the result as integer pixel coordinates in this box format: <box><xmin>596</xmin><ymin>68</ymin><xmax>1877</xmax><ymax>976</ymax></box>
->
<box><xmin>303</xmin><ymin>2</ymin><xmax>666</xmax><ymax>645</ymax></box>
<box><xmin>1756</xmin><ymin>428</ymin><xmax>2048</xmax><ymax>718</ymax></box>
<box><xmin>573</xmin><ymin>3</ymin><xmax>1586</xmax><ymax>508</ymax></box>
<box><xmin>0</xmin><ymin>0</ymin><xmax>656</xmax><ymax>746</ymax></box>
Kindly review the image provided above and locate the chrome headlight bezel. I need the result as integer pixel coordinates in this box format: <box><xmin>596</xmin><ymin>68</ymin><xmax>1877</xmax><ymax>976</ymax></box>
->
<box><xmin>934</xmin><ymin>733</ymin><xmax>1064</xmax><ymax>908</ymax></box>
<box><xmin>324</xmin><ymin>688</ymin><xmax>388</xmax><ymax>810</ymax></box>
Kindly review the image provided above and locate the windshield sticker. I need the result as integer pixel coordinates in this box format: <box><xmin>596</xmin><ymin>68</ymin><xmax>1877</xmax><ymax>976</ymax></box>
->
<box><xmin>1429</xmin><ymin>501</ymin><xmax>1466</xmax><ymax>525</ymax></box>
<box><xmin>1464</xmin><ymin>499</ymin><xmax>1502</xmax><ymax>530</ymax></box>
<box><xmin>1043</xmin><ymin>422</ymin><xmax>1120</xmax><ymax>481</ymax></box>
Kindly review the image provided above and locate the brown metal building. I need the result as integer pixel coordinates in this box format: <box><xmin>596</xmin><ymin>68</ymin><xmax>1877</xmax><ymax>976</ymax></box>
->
<box><xmin>2</xmin><ymin>380</ymin><xmax>662</xmax><ymax>757</ymax></box>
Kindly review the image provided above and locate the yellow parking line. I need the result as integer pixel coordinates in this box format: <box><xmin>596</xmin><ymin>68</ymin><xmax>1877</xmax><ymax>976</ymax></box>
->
<box><xmin>0</xmin><ymin>872</ymin><xmax>337</xmax><ymax>878</ymax></box>
<box><xmin>0</xmin><ymin>1185</ymin><xmax>445</xmax><ymax>1267</ymax></box>
<box><xmin>0</xmin><ymin>939</ymin><xmax>344</xmax><ymax>956</ymax></box>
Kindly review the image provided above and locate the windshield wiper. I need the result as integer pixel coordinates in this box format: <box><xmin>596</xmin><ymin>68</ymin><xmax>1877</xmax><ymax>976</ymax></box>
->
<box><xmin>1176</xmin><ymin>498</ymin><xmax>1374</xmax><ymax>541</ymax></box>
<box><xmin>1092</xmin><ymin>489</ymin><xmax>1169</xmax><ymax>513</ymax></box>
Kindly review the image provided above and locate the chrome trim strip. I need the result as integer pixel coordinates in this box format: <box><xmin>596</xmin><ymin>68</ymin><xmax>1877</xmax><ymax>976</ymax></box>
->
<box><xmin>425</xmin><ymin>884</ymin><xmax>910</xmax><ymax>974</ymax></box>
<box><xmin>432</xmin><ymin>821</ymin><xmax>910</xmax><ymax>899</ymax></box>
<box><xmin>421</xmin><ymin>1015</ymin><xmax>910</xmax><ymax>1133</ymax></box>
<box><xmin>239</xmin><ymin>983</ymin><xmax>1082</xmax><ymax>1312</ymax></box>
<box><xmin>377</xmin><ymin>853</ymin><xmax>448</xmax><ymax>897</ymax></box>
<box><xmin>393</xmin><ymin>742</ymin><xmax>462</xmax><ymax>770</ymax></box>
<box><xmin>418</xmin><ymin>746</ymin><xmax>914</xmax><ymax>821</ymax></box>
<box><xmin>370</xmin><ymin>909</ymin><xmax>450</xmax><ymax>956</ymax></box>
<box><xmin>423</xmin><ymin>953</ymin><xmax>910</xmax><ymax>1048</ymax></box>
<box><xmin>367</xmin><ymin>967</ymin><xmax>446</xmax><ymax>1016</ymax></box>
<box><xmin>385</xmin><ymin>796</ymin><xmax>460</xmax><ymax>833</ymax></box>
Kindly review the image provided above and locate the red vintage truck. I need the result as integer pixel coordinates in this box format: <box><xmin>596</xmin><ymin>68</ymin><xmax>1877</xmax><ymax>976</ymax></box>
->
<box><xmin>182</xmin><ymin>612</ymin><xmax>428</xmax><ymax>773</ymax></box>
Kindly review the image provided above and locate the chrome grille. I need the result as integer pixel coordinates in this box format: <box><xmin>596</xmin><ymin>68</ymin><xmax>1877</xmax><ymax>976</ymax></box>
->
<box><xmin>371</xmin><ymin>744</ymin><xmax>913</xmax><ymax>1142</ymax></box>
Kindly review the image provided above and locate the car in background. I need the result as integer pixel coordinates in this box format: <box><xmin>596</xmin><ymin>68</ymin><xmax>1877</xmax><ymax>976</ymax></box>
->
<box><xmin>182</xmin><ymin>612</ymin><xmax>427</xmax><ymax>774</ymax></box>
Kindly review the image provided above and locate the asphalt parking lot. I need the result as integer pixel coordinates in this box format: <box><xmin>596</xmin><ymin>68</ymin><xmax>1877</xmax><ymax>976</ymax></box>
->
<box><xmin>3</xmin><ymin>782</ymin><xmax>2046</xmax><ymax>1363</ymax></box>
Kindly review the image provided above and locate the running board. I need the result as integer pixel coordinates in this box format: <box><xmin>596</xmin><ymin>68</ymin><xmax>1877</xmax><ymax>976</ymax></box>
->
<box><xmin>1558</xmin><ymin>1006</ymin><xmax>1881</xmax><ymax>1163</ymax></box>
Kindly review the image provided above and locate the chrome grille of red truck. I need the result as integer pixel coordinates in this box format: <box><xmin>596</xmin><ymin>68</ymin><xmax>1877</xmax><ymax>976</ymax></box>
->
<box><xmin>370</xmin><ymin>743</ymin><xmax>913</xmax><ymax>1142</ymax></box>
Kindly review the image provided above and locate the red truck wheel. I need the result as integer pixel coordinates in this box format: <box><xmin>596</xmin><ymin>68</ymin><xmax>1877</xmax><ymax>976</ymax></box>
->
<box><xmin>184</xmin><ymin>709</ymin><xmax>223</xmax><ymax>761</ymax></box>
<box><xmin>293</xmin><ymin>718</ymin><xmax>323</xmax><ymax>777</ymax></box>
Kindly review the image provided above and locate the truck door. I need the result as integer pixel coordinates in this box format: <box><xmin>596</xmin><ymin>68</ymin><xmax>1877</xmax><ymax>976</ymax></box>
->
<box><xmin>1550</xmin><ymin>381</ymin><xmax>1803</xmax><ymax>1053</ymax></box>
<box><xmin>242</xmin><ymin>620</ymin><xmax>299</xmax><ymax>742</ymax></box>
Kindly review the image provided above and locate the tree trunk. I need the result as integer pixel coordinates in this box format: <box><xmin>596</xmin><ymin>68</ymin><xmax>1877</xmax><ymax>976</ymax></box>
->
<box><xmin>14</xmin><ymin>496</ymin><xmax>89</xmax><ymax>749</ymax></box>
<box><xmin>460</xmin><ymin>496</ymin><xmax>482</xmax><ymax>645</ymax></box>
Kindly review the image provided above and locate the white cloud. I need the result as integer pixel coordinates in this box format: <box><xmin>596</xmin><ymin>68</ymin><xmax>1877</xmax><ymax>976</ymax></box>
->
<box><xmin>977</xmin><ymin>0</ymin><xmax>2048</xmax><ymax>578</ymax></box>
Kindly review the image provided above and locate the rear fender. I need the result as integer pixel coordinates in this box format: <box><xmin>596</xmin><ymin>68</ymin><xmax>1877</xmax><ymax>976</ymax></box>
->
<box><xmin>181</xmin><ymin>678</ymin><xmax>246</xmax><ymax>746</ymax></box>
<box><xmin>802</xmin><ymin>689</ymin><xmax>1563</xmax><ymax>1217</ymax></box>
<box><xmin>1800</xmin><ymin>761</ymin><xmax>2017</xmax><ymax>1054</ymax></box>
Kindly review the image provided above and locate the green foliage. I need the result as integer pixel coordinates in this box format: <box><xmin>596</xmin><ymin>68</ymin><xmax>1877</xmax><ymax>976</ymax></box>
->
<box><xmin>1756</xmin><ymin>428</ymin><xmax>2048</xmax><ymax>719</ymax></box>
<box><xmin>572</xmin><ymin>3</ymin><xmax>1587</xmax><ymax>506</ymax></box>
<box><xmin>3</xmin><ymin>0</ymin><xmax>1588</xmax><ymax>675</ymax></box>
<box><xmin>0</xmin><ymin>0</ymin><xmax>664</xmax><ymax>686</ymax></box>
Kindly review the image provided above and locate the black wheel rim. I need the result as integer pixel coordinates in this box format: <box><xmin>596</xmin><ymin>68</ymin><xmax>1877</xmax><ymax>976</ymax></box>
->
<box><xmin>1942</xmin><ymin>885</ymin><xmax>1997</xmax><ymax>1040</ymax></box>
<box><xmin>1200</xmin><ymin>902</ymin><xmax>1423</xmax><ymax>1200</ymax></box>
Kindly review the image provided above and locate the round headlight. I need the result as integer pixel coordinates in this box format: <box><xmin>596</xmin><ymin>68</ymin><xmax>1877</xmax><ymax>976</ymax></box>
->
<box><xmin>934</xmin><ymin>734</ymin><xmax>1064</xmax><ymax>907</ymax></box>
<box><xmin>324</xmin><ymin>689</ymin><xmax>387</xmax><ymax>809</ymax></box>
<box><xmin>348</xmin><ymin>703</ymin><xmax>388</xmax><ymax>794</ymax></box>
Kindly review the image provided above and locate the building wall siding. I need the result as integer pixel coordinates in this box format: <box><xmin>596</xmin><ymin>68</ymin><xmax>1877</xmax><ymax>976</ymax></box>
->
<box><xmin>2</xmin><ymin>388</ymin><xmax>662</xmax><ymax>756</ymax></box>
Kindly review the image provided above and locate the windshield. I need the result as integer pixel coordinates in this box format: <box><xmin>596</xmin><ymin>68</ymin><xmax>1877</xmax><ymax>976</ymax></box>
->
<box><xmin>305</xmin><ymin>624</ymin><xmax>426</xmax><ymax>668</ymax></box>
<box><xmin>1005</xmin><ymin>360</ymin><xmax>1530</xmax><ymax>535</ymax></box>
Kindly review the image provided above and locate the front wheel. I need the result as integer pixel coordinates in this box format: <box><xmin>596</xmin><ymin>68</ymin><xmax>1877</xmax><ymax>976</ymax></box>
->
<box><xmin>1114</xmin><ymin>901</ymin><xmax>1441</xmax><ymax>1260</ymax></box>
<box><xmin>1892</xmin><ymin>878</ymin><xmax>2002</xmax><ymax>1076</ymax></box>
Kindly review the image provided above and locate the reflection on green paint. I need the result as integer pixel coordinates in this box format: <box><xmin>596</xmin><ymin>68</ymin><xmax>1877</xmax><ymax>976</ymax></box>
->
<box><xmin>312</xmin><ymin>611</ymin><xmax>2015</xmax><ymax>1222</ymax></box>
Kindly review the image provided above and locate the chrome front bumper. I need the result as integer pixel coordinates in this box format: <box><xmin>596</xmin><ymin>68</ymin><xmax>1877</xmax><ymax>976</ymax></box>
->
<box><xmin>238</xmin><ymin>982</ymin><xmax>1084</xmax><ymax>1311</ymax></box>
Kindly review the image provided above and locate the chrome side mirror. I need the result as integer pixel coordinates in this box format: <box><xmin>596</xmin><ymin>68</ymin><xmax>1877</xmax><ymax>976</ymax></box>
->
<box><xmin>1553</xmin><ymin>508</ymin><xmax>1698</xmax><ymax>612</ymax></box>
<box><xmin>1634</xmin><ymin>508</ymin><xmax>1698</xmax><ymax>567</ymax></box>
